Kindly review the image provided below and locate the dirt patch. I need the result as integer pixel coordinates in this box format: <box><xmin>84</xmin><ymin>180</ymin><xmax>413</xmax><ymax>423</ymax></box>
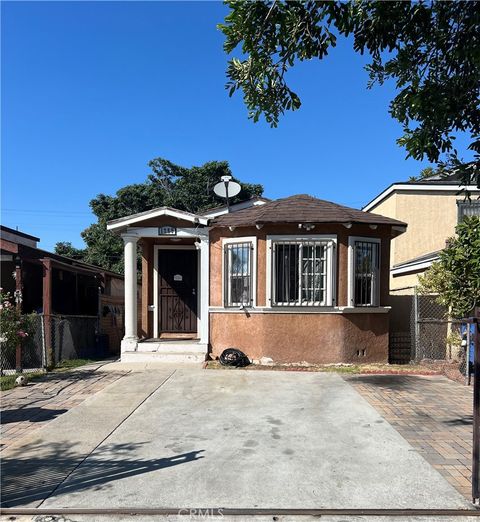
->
<box><xmin>204</xmin><ymin>360</ymin><xmax>441</xmax><ymax>375</ymax></box>
<box><xmin>419</xmin><ymin>360</ymin><xmax>467</xmax><ymax>384</ymax></box>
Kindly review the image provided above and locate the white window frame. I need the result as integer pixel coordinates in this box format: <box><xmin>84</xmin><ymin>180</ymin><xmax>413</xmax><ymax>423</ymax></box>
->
<box><xmin>222</xmin><ymin>236</ymin><xmax>257</xmax><ymax>308</ymax></box>
<box><xmin>266</xmin><ymin>235</ymin><xmax>337</xmax><ymax>308</ymax></box>
<box><xmin>348</xmin><ymin>236</ymin><xmax>381</xmax><ymax>307</ymax></box>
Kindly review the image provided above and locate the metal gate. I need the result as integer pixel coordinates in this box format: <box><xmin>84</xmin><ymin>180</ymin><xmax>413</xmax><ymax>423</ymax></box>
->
<box><xmin>389</xmin><ymin>288</ymin><xmax>466</xmax><ymax>370</ymax></box>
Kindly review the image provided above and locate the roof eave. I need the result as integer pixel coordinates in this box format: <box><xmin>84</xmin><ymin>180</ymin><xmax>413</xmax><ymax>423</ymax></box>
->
<box><xmin>212</xmin><ymin>219</ymin><xmax>407</xmax><ymax>229</ymax></box>
<box><xmin>107</xmin><ymin>207</ymin><xmax>209</xmax><ymax>231</ymax></box>
<box><xmin>363</xmin><ymin>183</ymin><xmax>480</xmax><ymax>212</ymax></box>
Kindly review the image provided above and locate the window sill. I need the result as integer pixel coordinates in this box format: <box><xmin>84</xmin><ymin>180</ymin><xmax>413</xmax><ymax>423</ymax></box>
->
<box><xmin>209</xmin><ymin>306</ymin><xmax>391</xmax><ymax>314</ymax></box>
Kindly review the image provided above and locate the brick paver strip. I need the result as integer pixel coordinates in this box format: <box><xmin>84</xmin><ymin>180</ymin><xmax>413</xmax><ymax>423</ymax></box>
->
<box><xmin>0</xmin><ymin>362</ymin><xmax>129</xmax><ymax>452</ymax></box>
<box><xmin>345</xmin><ymin>374</ymin><xmax>474</xmax><ymax>501</ymax></box>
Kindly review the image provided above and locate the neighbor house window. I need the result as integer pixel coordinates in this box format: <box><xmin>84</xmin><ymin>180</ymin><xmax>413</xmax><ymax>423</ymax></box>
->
<box><xmin>269</xmin><ymin>238</ymin><xmax>336</xmax><ymax>306</ymax></box>
<box><xmin>349</xmin><ymin>238</ymin><xmax>380</xmax><ymax>307</ymax></box>
<box><xmin>224</xmin><ymin>241</ymin><xmax>254</xmax><ymax>307</ymax></box>
<box><xmin>457</xmin><ymin>200</ymin><xmax>480</xmax><ymax>222</ymax></box>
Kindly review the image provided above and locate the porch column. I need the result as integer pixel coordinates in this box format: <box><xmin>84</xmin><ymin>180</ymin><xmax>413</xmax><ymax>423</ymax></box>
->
<box><xmin>122</xmin><ymin>234</ymin><xmax>139</xmax><ymax>352</ymax></box>
<box><xmin>199</xmin><ymin>237</ymin><xmax>209</xmax><ymax>345</ymax></box>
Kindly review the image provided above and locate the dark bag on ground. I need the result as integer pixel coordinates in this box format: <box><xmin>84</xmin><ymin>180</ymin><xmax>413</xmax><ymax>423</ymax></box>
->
<box><xmin>219</xmin><ymin>348</ymin><xmax>250</xmax><ymax>367</ymax></box>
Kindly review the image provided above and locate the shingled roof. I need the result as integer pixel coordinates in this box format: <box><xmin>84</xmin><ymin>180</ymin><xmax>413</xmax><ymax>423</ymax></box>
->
<box><xmin>212</xmin><ymin>194</ymin><xmax>406</xmax><ymax>228</ymax></box>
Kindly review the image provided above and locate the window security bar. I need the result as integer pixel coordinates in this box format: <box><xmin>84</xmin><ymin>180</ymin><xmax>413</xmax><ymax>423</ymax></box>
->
<box><xmin>271</xmin><ymin>240</ymin><xmax>333</xmax><ymax>307</ymax></box>
<box><xmin>224</xmin><ymin>242</ymin><xmax>253</xmax><ymax>307</ymax></box>
<box><xmin>353</xmin><ymin>240</ymin><xmax>379</xmax><ymax>307</ymax></box>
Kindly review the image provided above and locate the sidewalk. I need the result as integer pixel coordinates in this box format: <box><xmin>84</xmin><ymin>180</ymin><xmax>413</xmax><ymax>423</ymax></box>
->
<box><xmin>1</xmin><ymin>360</ymin><xmax>130</xmax><ymax>452</ymax></box>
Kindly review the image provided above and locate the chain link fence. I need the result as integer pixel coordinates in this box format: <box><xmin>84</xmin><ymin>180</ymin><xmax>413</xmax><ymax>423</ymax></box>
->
<box><xmin>46</xmin><ymin>315</ymin><xmax>98</xmax><ymax>366</ymax></box>
<box><xmin>389</xmin><ymin>287</ymin><xmax>471</xmax><ymax>379</ymax></box>
<box><xmin>0</xmin><ymin>314</ymin><xmax>44</xmax><ymax>374</ymax></box>
<box><xmin>1</xmin><ymin>314</ymin><xmax>100</xmax><ymax>374</ymax></box>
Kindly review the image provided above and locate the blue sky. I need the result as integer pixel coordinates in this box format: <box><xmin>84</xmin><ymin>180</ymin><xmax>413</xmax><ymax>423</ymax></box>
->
<box><xmin>1</xmin><ymin>1</ymin><xmax>472</xmax><ymax>251</ymax></box>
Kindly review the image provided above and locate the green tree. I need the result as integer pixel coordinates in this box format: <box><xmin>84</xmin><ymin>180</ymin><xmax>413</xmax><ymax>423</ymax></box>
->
<box><xmin>56</xmin><ymin>157</ymin><xmax>263</xmax><ymax>273</ymax></box>
<box><xmin>220</xmin><ymin>1</ymin><xmax>480</xmax><ymax>184</ymax></box>
<box><xmin>54</xmin><ymin>242</ymin><xmax>86</xmax><ymax>261</ymax></box>
<box><xmin>147</xmin><ymin>157</ymin><xmax>263</xmax><ymax>212</ymax></box>
<box><xmin>408</xmin><ymin>166</ymin><xmax>436</xmax><ymax>182</ymax></box>
<box><xmin>418</xmin><ymin>216</ymin><xmax>480</xmax><ymax>318</ymax></box>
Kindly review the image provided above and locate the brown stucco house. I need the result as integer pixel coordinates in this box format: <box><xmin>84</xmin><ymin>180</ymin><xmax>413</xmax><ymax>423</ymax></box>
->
<box><xmin>107</xmin><ymin>194</ymin><xmax>406</xmax><ymax>364</ymax></box>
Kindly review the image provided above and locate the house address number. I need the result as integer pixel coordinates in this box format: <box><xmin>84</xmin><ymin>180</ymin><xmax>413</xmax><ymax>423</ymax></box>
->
<box><xmin>158</xmin><ymin>226</ymin><xmax>177</xmax><ymax>236</ymax></box>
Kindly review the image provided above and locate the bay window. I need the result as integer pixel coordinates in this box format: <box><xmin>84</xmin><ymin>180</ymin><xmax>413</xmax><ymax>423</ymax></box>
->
<box><xmin>269</xmin><ymin>237</ymin><xmax>336</xmax><ymax>306</ymax></box>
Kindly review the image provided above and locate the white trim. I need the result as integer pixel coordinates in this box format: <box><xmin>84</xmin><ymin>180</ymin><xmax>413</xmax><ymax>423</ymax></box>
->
<box><xmin>265</xmin><ymin>234</ymin><xmax>337</xmax><ymax>308</ymax></box>
<box><xmin>118</xmin><ymin>227</ymin><xmax>209</xmax><ymax>239</ymax></box>
<box><xmin>153</xmin><ymin>244</ymin><xmax>200</xmax><ymax>339</ymax></box>
<box><xmin>107</xmin><ymin>208</ymin><xmax>209</xmax><ymax>230</ymax></box>
<box><xmin>363</xmin><ymin>184</ymin><xmax>480</xmax><ymax>212</ymax></box>
<box><xmin>198</xmin><ymin>237</ymin><xmax>209</xmax><ymax>344</ymax></box>
<box><xmin>348</xmin><ymin>236</ymin><xmax>381</xmax><ymax>307</ymax></box>
<box><xmin>391</xmin><ymin>259</ymin><xmax>437</xmax><ymax>276</ymax></box>
<box><xmin>221</xmin><ymin>236</ymin><xmax>257</xmax><ymax>308</ymax></box>
<box><xmin>209</xmin><ymin>306</ymin><xmax>391</xmax><ymax>314</ymax></box>
<box><xmin>122</xmin><ymin>235</ymin><xmax>139</xmax><ymax>352</ymax></box>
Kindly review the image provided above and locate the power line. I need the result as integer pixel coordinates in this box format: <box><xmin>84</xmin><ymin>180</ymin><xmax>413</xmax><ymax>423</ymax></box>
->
<box><xmin>2</xmin><ymin>208</ymin><xmax>93</xmax><ymax>215</ymax></box>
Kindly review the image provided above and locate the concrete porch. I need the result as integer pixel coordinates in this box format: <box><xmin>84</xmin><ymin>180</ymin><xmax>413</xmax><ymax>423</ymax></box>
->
<box><xmin>122</xmin><ymin>339</ymin><xmax>208</xmax><ymax>363</ymax></box>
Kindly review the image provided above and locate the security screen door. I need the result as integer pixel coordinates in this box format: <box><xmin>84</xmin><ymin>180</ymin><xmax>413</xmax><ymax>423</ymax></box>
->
<box><xmin>158</xmin><ymin>249</ymin><xmax>198</xmax><ymax>333</ymax></box>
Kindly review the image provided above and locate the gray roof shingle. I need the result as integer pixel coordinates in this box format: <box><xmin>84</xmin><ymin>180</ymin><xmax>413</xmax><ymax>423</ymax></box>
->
<box><xmin>212</xmin><ymin>194</ymin><xmax>406</xmax><ymax>227</ymax></box>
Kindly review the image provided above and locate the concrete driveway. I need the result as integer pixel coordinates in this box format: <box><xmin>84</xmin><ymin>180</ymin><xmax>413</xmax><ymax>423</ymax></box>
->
<box><xmin>0</xmin><ymin>366</ymin><xmax>471</xmax><ymax>511</ymax></box>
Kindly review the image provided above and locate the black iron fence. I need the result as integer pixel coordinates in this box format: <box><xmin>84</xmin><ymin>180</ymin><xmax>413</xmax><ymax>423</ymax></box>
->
<box><xmin>0</xmin><ymin>314</ymin><xmax>100</xmax><ymax>374</ymax></box>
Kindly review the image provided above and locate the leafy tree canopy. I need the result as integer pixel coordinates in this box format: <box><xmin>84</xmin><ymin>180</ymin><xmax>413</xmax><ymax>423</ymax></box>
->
<box><xmin>418</xmin><ymin>216</ymin><xmax>480</xmax><ymax>318</ymax></box>
<box><xmin>55</xmin><ymin>158</ymin><xmax>263</xmax><ymax>273</ymax></box>
<box><xmin>220</xmin><ymin>1</ymin><xmax>480</xmax><ymax>184</ymax></box>
<box><xmin>408</xmin><ymin>166</ymin><xmax>436</xmax><ymax>183</ymax></box>
<box><xmin>54</xmin><ymin>242</ymin><xmax>85</xmax><ymax>261</ymax></box>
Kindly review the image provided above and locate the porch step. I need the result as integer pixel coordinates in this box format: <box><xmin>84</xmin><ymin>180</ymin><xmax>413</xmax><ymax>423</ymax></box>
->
<box><xmin>136</xmin><ymin>341</ymin><xmax>206</xmax><ymax>354</ymax></box>
<box><xmin>122</xmin><ymin>350</ymin><xmax>206</xmax><ymax>364</ymax></box>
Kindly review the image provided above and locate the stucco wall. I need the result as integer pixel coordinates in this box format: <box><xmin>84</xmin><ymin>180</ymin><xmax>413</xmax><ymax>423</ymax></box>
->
<box><xmin>371</xmin><ymin>191</ymin><xmax>456</xmax><ymax>266</ymax></box>
<box><xmin>208</xmin><ymin>223</ymin><xmax>392</xmax><ymax>363</ymax></box>
<box><xmin>209</xmin><ymin>223</ymin><xmax>392</xmax><ymax>308</ymax></box>
<box><xmin>391</xmin><ymin>271</ymin><xmax>423</xmax><ymax>292</ymax></box>
<box><xmin>370</xmin><ymin>190</ymin><xmax>467</xmax><ymax>290</ymax></box>
<box><xmin>210</xmin><ymin>312</ymin><xmax>389</xmax><ymax>364</ymax></box>
<box><xmin>394</xmin><ymin>192</ymin><xmax>459</xmax><ymax>264</ymax></box>
<box><xmin>99</xmin><ymin>294</ymin><xmax>125</xmax><ymax>354</ymax></box>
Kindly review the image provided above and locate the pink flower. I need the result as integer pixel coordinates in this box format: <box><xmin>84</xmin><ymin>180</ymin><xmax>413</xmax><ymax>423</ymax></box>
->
<box><xmin>17</xmin><ymin>330</ymin><xmax>28</xmax><ymax>338</ymax></box>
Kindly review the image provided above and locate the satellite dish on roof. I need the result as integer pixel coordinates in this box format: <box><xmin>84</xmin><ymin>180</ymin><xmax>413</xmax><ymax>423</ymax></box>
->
<box><xmin>213</xmin><ymin>175</ymin><xmax>241</xmax><ymax>212</ymax></box>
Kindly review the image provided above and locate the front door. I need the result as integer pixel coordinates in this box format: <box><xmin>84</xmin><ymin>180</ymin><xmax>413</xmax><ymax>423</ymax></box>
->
<box><xmin>158</xmin><ymin>249</ymin><xmax>198</xmax><ymax>333</ymax></box>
